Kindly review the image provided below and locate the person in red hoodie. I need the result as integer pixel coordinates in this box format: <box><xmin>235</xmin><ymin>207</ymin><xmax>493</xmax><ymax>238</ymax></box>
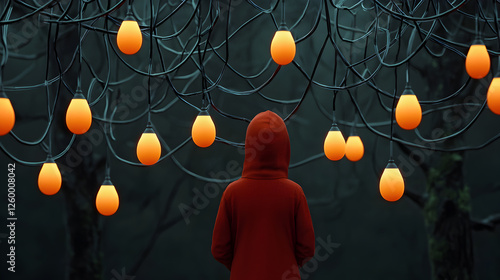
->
<box><xmin>212</xmin><ymin>110</ymin><xmax>316</xmax><ymax>280</ymax></box>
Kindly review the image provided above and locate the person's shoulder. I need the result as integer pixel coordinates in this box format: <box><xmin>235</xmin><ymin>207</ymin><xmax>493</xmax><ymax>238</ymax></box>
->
<box><xmin>221</xmin><ymin>179</ymin><xmax>243</xmax><ymax>197</ymax></box>
<box><xmin>282</xmin><ymin>179</ymin><xmax>306</xmax><ymax>196</ymax></box>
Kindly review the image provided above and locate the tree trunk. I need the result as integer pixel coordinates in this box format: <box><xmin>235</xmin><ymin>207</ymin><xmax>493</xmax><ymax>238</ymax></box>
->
<box><xmin>59</xmin><ymin>137</ymin><xmax>104</xmax><ymax>280</ymax></box>
<box><xmin>424</xmin><ymin>151</ymin><xmax>474</xmax><ymax>280</ymax></box>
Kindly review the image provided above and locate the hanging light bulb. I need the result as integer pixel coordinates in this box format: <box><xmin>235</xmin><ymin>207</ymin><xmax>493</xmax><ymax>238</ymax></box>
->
<box><xmin>96</xmin><ymin>178</ymin><xmax>119</xmax><ymax>216</ymax></box>
<box><xmin>395</xmin><ymin>86</ymin><xmax>422</xmax><ymax>130</ymax></box>
<box><xmin>465</xmin><ymin>43</ymin><xmax>490</xmax><ymax>79</ymax></box>
<box><xmin>487</xmin><ymin>76</ymin><xmax>500</xmax><ymax>114</ymax></box>
<box><xmin>324</xmin><ymin>125</ymin><xmax>345</xmax><ymax>161</ymax></box>
<box><xmin>192</xmin><ymin>110</ymin><xmax>216</xmax><ymax>148</ymax></box>
<box><xmin>270</xmin><ymin>28</ymin><xmax>296</xmax><ymax>66</ymax></box>
<box><xmin>0</xmin><ymin>96</ymin><xmax>15</xmax><ymax>136</ymax></box>
<box><xmin>38</xmin><ymin>160</ymin><xmax>62</xmax><ymax>196</ymax></box>
<box><xmin>379</xmin><ymin>160</ymin><xmax>404</xmax><ymax>202</ymax></box>
<box><xmin>66</xmin><ymin>93</ymin><xmax>92</xmax><ymax>135</ymax></box>
<box><xmin>117</xmin><ymin>11</ymin><xmax>142</xmax><ymax>55</ymax></box>
<box><xmin>345</xmin><ymin>135</ymin><xmax>364</xmax><ymax>162</ymax></box>
<box><xmin>136</xmin><ymin>125</ymin><xmax>161</xmax><ymax>165</ymax></box>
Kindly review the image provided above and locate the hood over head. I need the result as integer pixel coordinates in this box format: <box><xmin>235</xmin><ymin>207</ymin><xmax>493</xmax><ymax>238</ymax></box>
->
<box><xmin>242</xmin><ymin>111</ymin><xmax>290</xmax><ymax>179</ymax></box>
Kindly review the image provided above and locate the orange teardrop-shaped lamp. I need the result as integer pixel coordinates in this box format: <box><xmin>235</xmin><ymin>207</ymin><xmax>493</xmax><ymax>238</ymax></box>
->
<box><xmin>345</xmin><ymin>135</ymin><xmax>364</xmax><ymax>162</ymax></box>
<box><xmin>379</xmin><ymin>161</ymin><xmax>404</xmax><ymax>202</ymax></box>
<box><xmin>66</xmin><ymin>94</ymin><xmax>92</xmax><ymax>135</ymax></box>
<box><xmin>270</xmin><ymin>30</ymin><xmax>296</xmax><ymax>65</ymax></box>
<box><xmin>117</xmin><ymin>19</ymin><xmax>142</xmax><ymax>55</ymax></box>
<box><xmin>324</xmin><ymin>125</ymin><xmax>345</xmax><ymax>161</ymax></box>
<box><xmin>487</xmin><ymin>77</ymin><xmax>500</xmax><ymax>115</ymax></box>
<box><xmin>192</xmin><ymin>111</ymin><xmax>216</xmax><ymax>148</ymax></box>
<box><xmin>0</xmin><ymin>97</ymin><xmax>15</xmax><ymax>136</ymax></box>
<box><xmin>38</xmin><ymin>161</ymin><xmax>62</xmax><ymax>196</ymax></box>
<box><xmin>395</xmin><ymin>88</ymin><xmax>422</xmax><ymax>130</ymax></box>
<box><xmin>136</xmin><ymin>126</ymin><xmax>161</xmax><ymax>165</ymax></box>
<box><xmin>96</xmin><ymin>181</ymin><xmax>119</xmax><ymax>216</ymax></box>
<box><xmin>466</xmin><ymin>44</ymin><xmax>490</xmax><ymax>79</ymax></box>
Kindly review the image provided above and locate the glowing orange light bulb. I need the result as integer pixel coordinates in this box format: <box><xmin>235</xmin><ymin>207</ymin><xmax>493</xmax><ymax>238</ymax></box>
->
<box><xmin>136</xmin><ymin>126</ymin><xmax>161</xmax><ymax>165</ymax></box>
<box><xmin>117</xmin><ymin>19</ymin><xmax>142</xmax><ymax>55</ymax></box>
<box><xmin>0</xmin><ymin>97</ymin><xmax>15</xmax><ymax>136</ymax></box>
<box><xmin>96</xmin><ymin>180</ymin><xmax>119</xmax><ymax>216</ymax></box>
<box><xmin>379</xmin><ymin>161</ymin><xmax>404</xmax><ymax>202</ymax></box>
<box><xmin>466</xmin><ymin>44</ymin><xmax>490</xmax><ymax>79</ymax></box>
<box><xmin>270</xmin><ymin>30</ymin><xmax>296</xmax><ymax>65</ymax></box>
<box><xmin>38</xmin><ymin>161</ymin><xmax>62</xmax><ymax>196</ymax></box>
<box><xmin>66</xmin><ymin>94</ymin><xmax>92</xmax><ymax>135</ymax></box>
<box><xmin>192</xmin><ymin>111</ymin><xmax>216</xmax><ymax>148</ymax></box>
<box><xmin>487</xmin><ymin>77</ymin><xmax>500</xmax><ymax>115</ymax></box>
<box><xmin>324</xmin><ymin>125</ymin><xmax>345</xmax><ymax>161</ymax></box>
<box><xmin>395</xmin><ymin>87</ymin><xmax>422</xmax><ymax>130</ymax></box>
<box><xmin>345</xmin><ymin>135</ymin><xmax>364</xmax><ymax>162</ymax></box>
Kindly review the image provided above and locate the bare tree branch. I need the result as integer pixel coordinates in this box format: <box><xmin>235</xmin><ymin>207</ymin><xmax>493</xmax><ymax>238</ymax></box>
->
<box><xmin>404</xmin><ymin>189</ymin><xmax>426</xmax><ymax>208</ymax></box>
<box><xmin>157</xmin><ymin>214</ymin><xmax>186</xmax><ymax>232</ymax></box>
<box><xmin>394</xmin><ymin>133</ymin><xmax>431</xmax><ymax>174</ymax></box>
<box><xmin>471</xmin><ymin>213</ymin><xmax>500</xmax><ymax>231</ymax></box>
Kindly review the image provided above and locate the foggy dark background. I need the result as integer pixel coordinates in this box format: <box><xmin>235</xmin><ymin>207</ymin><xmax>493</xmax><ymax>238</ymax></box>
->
<box><xmin>0</xmin><ymin>0</ymin><xmax>500</xmax><ymax>279</ymax></box>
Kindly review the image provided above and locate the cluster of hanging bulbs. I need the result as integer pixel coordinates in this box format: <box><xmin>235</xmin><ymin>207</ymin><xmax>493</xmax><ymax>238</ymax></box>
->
<box><xmin>324</xmin><ymin>124</ymin><xmax>366</xmax><ymax>162</ymax></box>
<box><xmin>2</xmin><ymin>8</ymin><xmax>499</xmax><ymax>214</ymax></box>
<box><xmin>37</xmin><ymin>13</ymin><xmax>218</xmax><ymax>216</ymax></box>
<box><xmin>467</xmin><ymin>42</ymin><xmax>500</xmax><ymax>119</ymax></box>
<box><xmin>321</xmin><ymin>40</ymin><xmax>497</xmax><ymax>203</ymax></box>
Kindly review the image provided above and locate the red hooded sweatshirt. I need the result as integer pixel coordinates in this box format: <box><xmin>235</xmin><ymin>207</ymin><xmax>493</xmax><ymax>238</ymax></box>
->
<box><xmin>212</xmin><ymin>111</ymin><xmax>316</xmax><ymax>280</ymax></box>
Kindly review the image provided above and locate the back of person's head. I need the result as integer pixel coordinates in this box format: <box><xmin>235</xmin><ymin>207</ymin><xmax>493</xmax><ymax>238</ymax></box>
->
<box><xmin>242</xmin><ymin>111</ymin><xmax>290</xmax><ymax>179</ymax></box>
